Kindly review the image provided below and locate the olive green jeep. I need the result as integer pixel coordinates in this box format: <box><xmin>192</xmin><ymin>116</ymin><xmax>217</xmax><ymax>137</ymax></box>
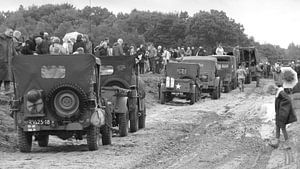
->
<box><xmin>100</xmin><ymin>55</ymin><xmax>146</xmax><ymax>137</ymax></box>
<box><xmin>158</xmin><ymin>61</ymin><xmax>202</xmax><ymax>104</ymax></box>
<box><xmin>182</xmin><ymin>56</ymin><xmax>221</xmax><ymax>99</ymax></box>
<box><xmin>10</xmin><ymin>54</ymin><xmax>112</xmax><ymax>152</ymax></box>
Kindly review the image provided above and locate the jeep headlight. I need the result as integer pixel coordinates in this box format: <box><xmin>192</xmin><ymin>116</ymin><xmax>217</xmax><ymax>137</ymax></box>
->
<box><xmin>26</xmin><ymin>89</ymin><xmax>44</xmax><ymax>114</ymax></box>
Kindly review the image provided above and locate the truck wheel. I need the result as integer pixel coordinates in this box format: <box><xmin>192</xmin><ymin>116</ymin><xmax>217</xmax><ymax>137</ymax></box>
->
<box><xmin>38</xmin><ymin>135</ymin><xmax>49</xmax><ymax>147</ymax></box>
<box><xmin>130</xmin><ymin>105</ymin><xmax>139</xmax><ymax>132</ymax></box>
<box><xmin>18</xmin><ymin>127</ymin><xmax>32</xmax><ymax>152</ymax></box>
<box><xmin>224</xmin><ymin>85</ymin><xmax>231</xmax><ymax>93</ymax></box>
<box><xmin>100</xmin><ymin>124</ymin><xmax>112</xmax><ymax>145</ymax></box>
<box><xmin>86</xmin><ymin>125</ymin><xmax>100</xmax><ymax>151</ymax></box>
<box><xmin>100</xmin><ymin>105</ymin><xmax>112</xmax><ymax>145</ymax></box>
<box><xmin>118</xmin><ymin>113</ymin><xmax>128</xmax><ymax>137</ymax></box>
<box><xmin>138</xmin><ymin>107</ymin><xmax>146</xmax><ymax>129</ymax></box>
<box><xmin>160</xmin><ymin>91</ymin><xmax>166</xmax><ymax>104</ymax></box>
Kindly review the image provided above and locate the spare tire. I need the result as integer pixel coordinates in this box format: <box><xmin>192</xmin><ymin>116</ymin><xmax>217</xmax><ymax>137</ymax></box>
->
<box><xmin>47</xmin><ymin>83</ymin><xmax>87</xmax><ymax>119</ymax></box>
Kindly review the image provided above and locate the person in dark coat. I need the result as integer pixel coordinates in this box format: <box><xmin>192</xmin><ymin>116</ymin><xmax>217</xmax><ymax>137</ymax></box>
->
<box><xmin>270</xmin><ymin>69</ymin><xmax>298</xmax><ymax>148</ymax></box>
<box><xmin>73</xmin><ymin>34</ymin><xmax>86</xmax><ymax>53</ymax></box>
<box><xmin>0</xmin><ymin>28</ymin><xmax>16</xmax><ymax>93</ymax></box>
<box><xmin>274</xmin><ymin>87</ymin><xmax>297</xmax><ymax>142</ymax></box>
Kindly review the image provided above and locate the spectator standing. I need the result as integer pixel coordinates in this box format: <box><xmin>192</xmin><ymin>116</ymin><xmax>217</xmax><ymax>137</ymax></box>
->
<box><xmin>83</xmin><ymin>34</ymin><xmax>93</xmax><ymax>54</ymax></box>
<box><xmin>185</xmin><ymin>47</ymin><xmax>192</xmax><ymax>56</ymax></box>
<box><xmin>236</xmin><ymin>64</ymin><xmax>247</xmax><ymax>92</ymax></box>
<box><xmin>216</xmin><ymin>43</ymin><xmax>224</xmax><ymax>55</ymax></box>
<box><xmin>156</xmin><ymin>45</ymin><xmax>163</xmax><ymax>74</ymax></box>
<box><xmin>273</xmin><ymin>63</ymin><xmax>283</xmax><ymax>87</ymax></box>
<box><xmin>49</xmin><ymin>37</ymin><xmax>66</xmax><ymax>55</ymax></box>
<box><xmin>73</xmin><ymin>34</ymin><xmax>86</xmax><ymax>53</ymax></box>
<box><xmin>0</xmin><ymin>28</ymin><xmax>16</xmax><ymax>93</ymax></box>
<box><xmin>147</xmin><ymin>43</ymin><xmax>157</xmax><ymax>73</ymax></box>
<box><xmin>255</xmin><ymin>63</ymin><xmax>263</xmax><ymax>87</ymax></box>
<box><xmin>123</xmin><ymin>43</ymin><xmax>130</xmax><ymax>56</ymax></box>
<box><xmin>94</xmin><ymin>38</ymin><xmax>109</xmax><ymax>57</ymax></box>
<box><xmin>196</xmin><ymin>46</ymin><xmax>205</xmax><ymax>56</ymax></box>
<box><xmin>112</xmin><ymin>38</ymin><xmax>124</xmax><ymax>56</ymax></box>
<box><xmin>12</xmin><ymin>30</ymin><xmax>22</xmax><ymax>54</ymax></box>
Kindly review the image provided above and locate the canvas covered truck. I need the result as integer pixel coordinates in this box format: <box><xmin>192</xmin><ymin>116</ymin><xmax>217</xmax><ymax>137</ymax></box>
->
<box><xmin>233</xmin><ymin>47</ymin><xmax>257</xmax><ymax>84</ymax></box>
<box><xmin>212</xmin><ymin>55</ymin><xmax>237</xmax><ymax>93</ymax></box>
<box><xmin>100</xmin><ymin>55</ymin><xmax>146</xmax><ymax>137</ymax></box>
<box><xmin>182</xmin><ymin>56</ymin><xmax>221</xmax><ymax>99</ymax></box>
<box><xmin>10</xmin><ymin>54</ymin><xmax>112</xmax><ymax>152</ymax></box>
<box><xmin>158</xmin><ymin>61</ymin><xmax>202</xmax><ymax>105</ymax></box>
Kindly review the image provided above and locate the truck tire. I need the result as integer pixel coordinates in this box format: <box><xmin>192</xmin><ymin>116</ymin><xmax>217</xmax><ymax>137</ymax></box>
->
<box><xmin>138</xmin><ymin>107</ymin><xmax>146</xmax><ymax>129</ymax></box>
<box><xmin>130</xmin><ymin>105</ymin><xmax>139</xmax><ymax>132</ymax></box>
<box><xmin>211</xmin><ymin>83</ymin><xmax>221</xmax><ymax>100</ymax></box>
<box><xmin>224</xmin><ymin>85</ymin><xmax>231</xmax><ymax>93</ymax></box>
<box><xmin>160</xmin><ymin>90</ymin><xmax>166</xmax><ymax>104</ymax></box>
<box><xmin>86</xmin><ymin>125</ymin><xmax>100</xmax><ymax>151</ymax></box>
<box><xmin>18</xmin><ymin>127</ymin><xmax>32</xmax><ymax>152</ymax></box>
<box><xmin>38</xmin><ymin>135</ymin><xmax>49</xmax><ymax>147</ymax></box>
<box><xmin>190</xmin><ymin>92</ymin><xmax>196</xmax><ymax>105</ymax></box>
<box><xmin>118</xmin><ymin>113</ymin><xmax>128</xmax><ymax>137</ymax></box>
<box><xmin>100</xmin><ymin>124</ymin><xmax>112</xmax><ymax>145</ymax></box>
<box><xmin>100</xmin><ymin>99</ymin><xmax>112</xmax><ymax>145</ymax></box>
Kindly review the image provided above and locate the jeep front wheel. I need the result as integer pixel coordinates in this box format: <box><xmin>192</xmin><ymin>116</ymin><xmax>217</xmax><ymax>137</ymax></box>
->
<box><xmin>18</xmin><ymin>127</ymin><xmax>32</xmax><ymax>152</ymax></box>
<box><xmin>38</xmin><ymin>135</ymin><xmax>49</xmax><ymax>147</ymax></box>
<box><xmin>86</xmin><ymin>125</ymin><xmax>100</xmax><ymax>151</ymax></box>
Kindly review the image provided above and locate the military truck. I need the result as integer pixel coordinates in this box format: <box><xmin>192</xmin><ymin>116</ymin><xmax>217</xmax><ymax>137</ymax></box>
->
<box><xmin>100</xmin><ymin>55</ymin><xmax>146</xmax><ymax>137</ymax></box>
<box><xmin>212</xmin><ymin>55</ymin><xmax>237</xmax><ymax>93</ymax></box>
<box><xmin>182</xmin><ymin>56</ymin><xmax>221</xmax><ymax>99</ymax></box>
<box><xmin>158</xmin><ymin>61</ymin><xmax>202</xmax><ymax>105</ymax></box>
<box><xmin>233</xmin><ymin>47</ymin><xmax>257</xmax><ymax>84</ymax></box>
<box><xmin>10</xmin><ymin>54</ymin><xmax>112</xmax><ymax>152</ymax></box>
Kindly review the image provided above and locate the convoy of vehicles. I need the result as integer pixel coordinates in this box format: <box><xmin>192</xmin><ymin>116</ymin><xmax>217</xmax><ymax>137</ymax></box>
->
<box><xmin>9</xmin><ymin>45</ymin><xmax>258</xmax><ymax>152</ymax></box>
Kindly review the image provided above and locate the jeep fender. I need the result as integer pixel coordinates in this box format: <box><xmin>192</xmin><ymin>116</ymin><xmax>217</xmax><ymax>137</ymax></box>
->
<box><xmin>102</xmin><ymin>78</ymin><xmax>130</xmax><ymax>89</ymax></box>
<box><xmin>114</xmin><ymin>96</ymin><xmax>128</xmax><ymax>114</ymax></box>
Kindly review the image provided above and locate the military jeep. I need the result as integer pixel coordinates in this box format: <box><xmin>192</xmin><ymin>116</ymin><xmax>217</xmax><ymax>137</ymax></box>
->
<box><xmin>100</xmin><ymin>55</ymin><xmax>146</xmax><ymax>137</ymax></box>
<box><xmin>10</xmin><ymin>54</ymin><xmax>112</xmax><ymax>152</ymax></box>
<box><xmin>182</xmin><ymin>56</ymin><xmax>221</xmax><ymax>99</ymax></box>
<box><xmin>158</xmin><ymin>61</ymin><xmax>202</xmax><ymax>104</ymax></box>
<box><xmin>212</xmin><ymin>55</ymin><xmax>237</xmax><ymax>93</ymax></box>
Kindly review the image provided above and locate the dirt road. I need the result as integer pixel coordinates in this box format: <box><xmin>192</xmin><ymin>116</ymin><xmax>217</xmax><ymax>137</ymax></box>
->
<box><xmin>0</xmin><ymin>79</ymin><xmax>299</xmax><ymax>169</ymax></box>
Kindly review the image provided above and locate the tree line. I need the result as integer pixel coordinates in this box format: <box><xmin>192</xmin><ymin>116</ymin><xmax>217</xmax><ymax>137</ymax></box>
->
<box><xmin>0</xmin><ymin>3</ymin><xmax>299</xmax><ymax>63</ymax></box>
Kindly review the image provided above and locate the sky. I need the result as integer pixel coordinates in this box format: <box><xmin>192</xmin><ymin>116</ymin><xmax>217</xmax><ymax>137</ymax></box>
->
<box><xmin>0</xmin><ymin>0</ymin><xmax>299</xmax><ymax>49</ymax></box>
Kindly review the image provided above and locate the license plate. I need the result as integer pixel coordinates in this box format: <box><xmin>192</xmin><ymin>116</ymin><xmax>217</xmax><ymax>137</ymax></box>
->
<box><xmin>26</xmin><ymin>119</ymin><xmax>52</xmax><ymax>125</ymax></box>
